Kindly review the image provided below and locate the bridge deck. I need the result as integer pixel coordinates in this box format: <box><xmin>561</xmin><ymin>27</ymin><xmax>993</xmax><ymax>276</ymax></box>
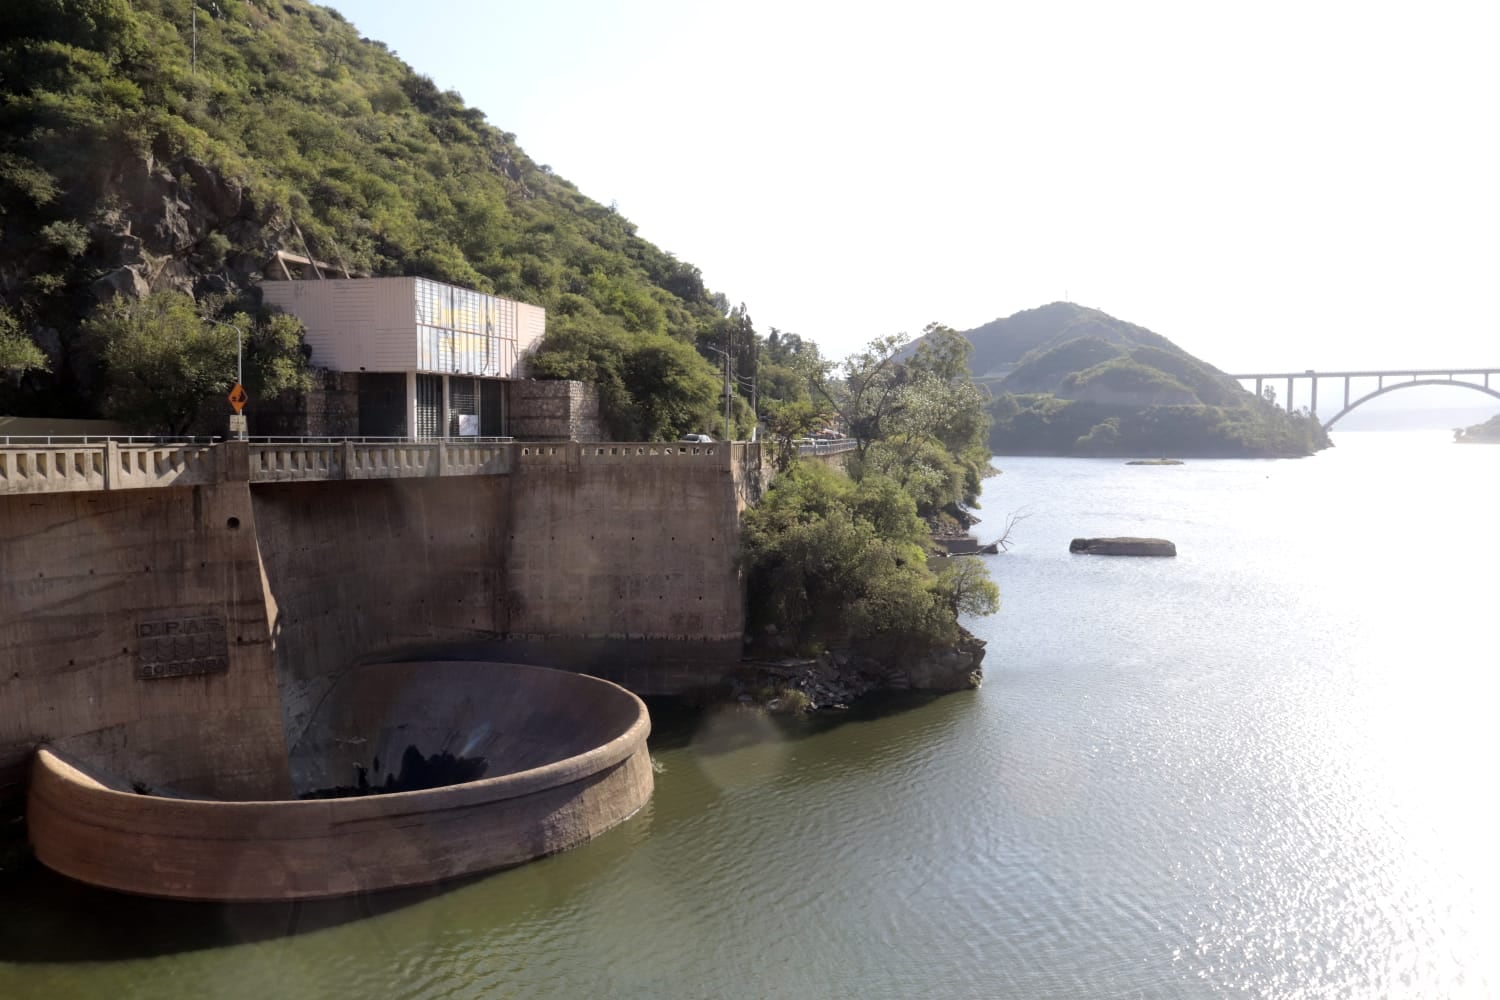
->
<box><xmin>1228</xmin><ymin>367</ymin><xmax>1500</xmax><ymax>380</ymax></box>
<box><xmin>1223</xmin><ymin>367</ymin><xmax>1500</xmax><ymax>429</ymax></box>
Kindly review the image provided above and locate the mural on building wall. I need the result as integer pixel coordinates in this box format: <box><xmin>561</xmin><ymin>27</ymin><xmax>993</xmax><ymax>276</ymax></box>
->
<box><xmin>414</xmin><ymin>278</ymin><xmax>521</xmax><ymax>377</ymax></box>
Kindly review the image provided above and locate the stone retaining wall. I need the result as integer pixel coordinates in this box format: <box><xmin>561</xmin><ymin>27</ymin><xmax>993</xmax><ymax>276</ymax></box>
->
<box><xmin>509</xmin><ymin>379</ymin><xmax>604</xmax><ymax>441</ymax></box>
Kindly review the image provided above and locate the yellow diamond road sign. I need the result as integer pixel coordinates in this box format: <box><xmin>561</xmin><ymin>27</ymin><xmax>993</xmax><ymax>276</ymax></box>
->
<box><xmin>228</xmin><ymin>383</ymin><xmax>247</xmax><ymax>413</ymax></box>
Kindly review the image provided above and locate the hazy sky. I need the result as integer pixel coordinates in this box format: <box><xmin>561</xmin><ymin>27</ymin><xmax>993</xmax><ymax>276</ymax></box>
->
<box><xmin>325</xmin><ymin>0</ymin><xmax>1498</xmax><ymax>374</ymax></box>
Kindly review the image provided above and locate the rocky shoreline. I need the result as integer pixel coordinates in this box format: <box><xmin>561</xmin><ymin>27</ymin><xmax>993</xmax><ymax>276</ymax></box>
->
<box><xmin>732</xmin><ymin>630</ymin><xmax>986</xmax><ymax>712</ymax></box>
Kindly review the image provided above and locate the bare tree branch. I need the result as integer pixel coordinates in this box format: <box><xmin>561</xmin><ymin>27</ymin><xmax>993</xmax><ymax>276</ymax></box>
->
<box><xmin>989</xmin><ymin>507</ymin><xmax>1033</xmax><ymax>552</ymax></box>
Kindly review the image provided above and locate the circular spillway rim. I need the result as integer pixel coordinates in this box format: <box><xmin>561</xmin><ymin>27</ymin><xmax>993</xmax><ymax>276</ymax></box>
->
<box><xmin>26</xmin><ymin>664</ymin><xmax>656</xmax><ymax>900</ymax></box>
<box><xmin>31</xmin><ymin>664</ymin><xmax>651</xmax><ymax>822</ymax></box>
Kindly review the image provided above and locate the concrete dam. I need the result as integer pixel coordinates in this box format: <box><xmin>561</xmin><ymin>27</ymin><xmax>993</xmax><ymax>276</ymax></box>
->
<box><xmin>0</xmin><ymin>438</ymin><xmax>766</xmax><ymax>897</ymax></box>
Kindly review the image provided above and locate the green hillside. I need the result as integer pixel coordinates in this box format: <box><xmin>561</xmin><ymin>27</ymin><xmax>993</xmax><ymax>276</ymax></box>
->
<box><xmin>955</xmin><ymin>302</ymin><xmax>1181</xmax><ymax>379</ymax></box>
<box><xmin>0</xmin><ymin>0</ymin><xmax>740</xmax><ymax>437</ymax></box>
<box><xmin>953</xmin><ymin>304</ymin><xmax>1330</xmax><ymax>457</ymax></box>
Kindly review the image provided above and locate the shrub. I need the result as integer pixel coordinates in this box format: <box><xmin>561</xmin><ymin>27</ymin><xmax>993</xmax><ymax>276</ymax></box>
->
<box><xmin>741</xmin><ymin>463</ymin><xmax>961</xmax><ymax>652</ymax></box>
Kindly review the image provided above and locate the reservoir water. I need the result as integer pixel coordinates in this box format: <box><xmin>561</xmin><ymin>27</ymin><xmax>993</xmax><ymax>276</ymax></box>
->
<box><xmin>2</xmin><ymin>430</ymin><xmax>1497</xmax><ymax>998</ymax></box>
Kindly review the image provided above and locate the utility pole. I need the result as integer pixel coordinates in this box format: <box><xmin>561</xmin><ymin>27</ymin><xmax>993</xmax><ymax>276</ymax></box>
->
<box><xmin>723</xmin><ymin>352</ymin><xmax>732</xmax><ymax>442</ymax></box>
<box><xmin>706</xmin><ymin>344</ymin><xmax>733</xmax><ymax>442</ymax></box>
<box><xmin>723</xmin><ymin>320</ymin><xmax>734</xmax><ymax>442</ymax></box>
<box><xmin>192</xmin><ymin>7</ymin><xmax>197</xmax><ymax>74</ymax></box>
<box><xmin>750</xmin><ymin>333</ymin><xmax>758</xmax><ymax>426</ymax></box>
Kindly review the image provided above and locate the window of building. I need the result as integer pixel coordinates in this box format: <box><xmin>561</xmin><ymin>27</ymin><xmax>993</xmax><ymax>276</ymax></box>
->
<box><xmin>416</xmin><ymin>373</ymin><xmax>443</xmax><ymax>439</ymax></box>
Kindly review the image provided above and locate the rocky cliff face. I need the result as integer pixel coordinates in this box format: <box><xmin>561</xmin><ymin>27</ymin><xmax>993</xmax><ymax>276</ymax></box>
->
<box><xmin>0</xmin><ymin>140</ymin><xmax>297</xmax><ymax>416</ymax></box>
<box><xmin>80</xmin><ymin>151</ymin><xmax>292</xmax><ymax>306</ymax></box>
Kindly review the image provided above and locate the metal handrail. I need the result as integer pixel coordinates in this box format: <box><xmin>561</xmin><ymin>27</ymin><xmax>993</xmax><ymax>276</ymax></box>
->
<box><xmin>0</xmin><ymin>435</ymin><xmax>516</xmax><ymax>446</ymax></box>
<box><xmin>795</xmin><ymin>437</ymin><xmax>858</xmax><ymax>454</ymax></box>
<box><xmin>248</xmin><ymin>436</ymin><xmax>516</xmax><ymax>444</ymax></box>
<box><xmin>0</xmin><ymin>435</ymin><xmax>224</xmax><ymax>446</ymax></box>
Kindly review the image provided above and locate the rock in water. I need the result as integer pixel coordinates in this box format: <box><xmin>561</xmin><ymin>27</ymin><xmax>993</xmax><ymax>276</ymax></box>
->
<box><xmin>1069</xmin><ymin>537</ymin><xmax>1177</xmax><ymax>557</ymax></box>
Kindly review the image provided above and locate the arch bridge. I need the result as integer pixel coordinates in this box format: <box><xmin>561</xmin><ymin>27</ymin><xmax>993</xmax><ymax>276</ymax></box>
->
<box><xmin>1225</xmin><ymin>367</ymin><xmax>1500</xmax><ymax>429</ymax></box>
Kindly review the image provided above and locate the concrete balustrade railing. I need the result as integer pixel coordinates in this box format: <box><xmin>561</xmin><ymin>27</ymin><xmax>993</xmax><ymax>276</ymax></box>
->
<box><xmin>245</xmin><ymin>441</ymin><xmax>520</xmax><ymax>481</ymax></box>
<box><xmin>0</xmin><ymin>439</ymin><xmax>757</xmax><ymax>494</ymax></box>
<box><xmin>499</xmin><ymin>441</ymin><xmax>740</xmax><ymax>469</ymax></box>
<box><xmin>575</xmin><ymin>442</ymin><xmax>728</xmax><ymax>463</ymax></box>
<box><xmin>0</xmin><ymin>441</ymin><xmax>218</xmax><ymax>494</ymax></box>
<box><xmin>441</xmin><ymin>443</ymin><xmax>513</xmax><ymax>477</ymax></box>
<box><xmin>251</xmin><ymin>443</ymin><xmax>341</xmax><ymax>481</ymax></box>
<box><xmin>0</xmin><ymin>446</ymin><xmax>104</xmax><ymax>494</ymax></box>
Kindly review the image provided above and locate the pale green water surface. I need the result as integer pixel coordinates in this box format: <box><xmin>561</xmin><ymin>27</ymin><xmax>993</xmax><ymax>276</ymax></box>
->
<box><xmin>2</xmin><ymin>430</ymin><xmax>1497</xmax><ymax>998</ymax></box>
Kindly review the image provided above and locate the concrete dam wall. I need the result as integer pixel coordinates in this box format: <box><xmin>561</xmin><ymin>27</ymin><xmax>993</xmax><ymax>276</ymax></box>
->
<box><xmin>0</xmin><ymin>442</ymin><xmax>759</xmax><ymax>807</ymax></box>
<box><xmin>0</xmin><ymin>481</ymin><xmax>290</xmax><ymax>805</ymax></box>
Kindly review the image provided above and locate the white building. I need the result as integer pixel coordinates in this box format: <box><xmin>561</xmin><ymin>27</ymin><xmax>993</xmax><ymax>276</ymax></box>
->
<box><xmin>261</xmin><ymin>276</ymin><xmax>546</xmax><ymax>438</ymax></box>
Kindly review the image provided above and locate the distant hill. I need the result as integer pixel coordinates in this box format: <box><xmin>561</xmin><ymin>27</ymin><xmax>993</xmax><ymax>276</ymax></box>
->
<box><xmin>931</xmin><ymin>303</ymin><xmax>1331</xmax><ymax>457</ymax></box>
<box><xmin>955</xmin><ymin>302</ymin><xmax>1182</xmax><ymax>380</ymax></box>
<box><xmin>1455</xmin><ymin>413</ymin><xmax>1500</xmax><ymax>443</ymax></box>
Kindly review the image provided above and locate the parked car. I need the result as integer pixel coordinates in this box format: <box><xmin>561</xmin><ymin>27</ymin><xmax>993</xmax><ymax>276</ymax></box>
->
<box><xmin>679</xmin><ymin>433</ymin><xmax>715</xmax><ymax>443</ymax></box>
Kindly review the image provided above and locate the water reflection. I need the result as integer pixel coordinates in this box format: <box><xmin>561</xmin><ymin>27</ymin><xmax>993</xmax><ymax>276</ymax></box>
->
<box><xmin>0</xmin><ymin>863</ymin><xmax>476</xmax><ymax>962</ymax></box>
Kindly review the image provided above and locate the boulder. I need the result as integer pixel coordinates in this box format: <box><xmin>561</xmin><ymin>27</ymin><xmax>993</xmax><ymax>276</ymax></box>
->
<box><xmin>900</xmin><ymin>635</ymin><xmax>985</xmax><ymax>692</ymax></box>
<box><xmin>143</xmin><ymin>194</ymin><xmax>198</xmax><ymax>253</ymax></box>
<box><xmin>149</xmin><ymin>257</ymin><xmax>197</xmax><ymax>295</ymax></box>
<box><xmin>182</xmin><ymin>157</ymin><xmax>244</xmax><ymax>221</ymax></box>
<box><xmin>1070</xmin><ymin>537</ymin><xmax>1176</xmax><ymax>557</ymax></box>
<box><xmin>90</xmin><ymin>265</ymin><xmax>150</xmax><ymax>302</ymax></box>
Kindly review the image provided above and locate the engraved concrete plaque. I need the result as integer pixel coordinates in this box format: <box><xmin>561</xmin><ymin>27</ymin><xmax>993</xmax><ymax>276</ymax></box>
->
<box><xmin>136</xmin><ymin>616</ymin><xmax>229</xmax><ymax>680</ymax></box>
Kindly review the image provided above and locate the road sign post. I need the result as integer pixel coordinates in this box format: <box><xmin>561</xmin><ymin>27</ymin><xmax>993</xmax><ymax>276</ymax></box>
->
<box><xmin>228</xmin><ymin>384</ymin><xmax>248</xmax><ymax>439</ymax></box>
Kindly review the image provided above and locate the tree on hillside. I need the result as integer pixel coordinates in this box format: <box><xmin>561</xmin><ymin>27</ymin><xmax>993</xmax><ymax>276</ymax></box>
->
<box><xmin>743</xmin><ymin>327</ymin><xmax>1001</xmax><ymax>660</ymax></box>
<box><xmin>0</xmin><ymin>307</ymin><xmax>48</xmax><ymax>377</ymax></box>
<box><xmin>907</xmin><ymin>323</ymin><xmax>973</xmax><ymax>383</ymax></box>
<box><xmin>752</xmin><ymin>327</ymin><xmax>821</xmax><ymax>419</ymax></box>
<box><xmin>810</xmin><ymin>323</ymin><xmax>992</xmax><ymax>513</ymax></box>
<box><xmin>812</xmin><ymin>333</ymin><xmax>910</xmax><ymax>455</ymax></box>
<box><xmin>84</xmin><ymin>291</ymin><xmax>311</xmax><ymax>434</ymax></box>
<box><xmin>935</xmin><ymin>558</ymin><xmax>1000</xmax><ymax>618</ymax></box>
<box><xmin>624</xmin><ymin>334</ymin><xmax>722</xmax><ymax>441</ymax></box>
<box><xmin>530</xmin><ymin>312</ymin><xmax>722</xmax><ymax>440</ymax></box>
<box><xmin>763</xmin><ymin>399</ymin><xmax>827</xmax><ymax>472</ymax></box>
<box><xmin>764</xmin><ymin>328</ymin><xmax>814</xmax><ymax>365</ymax></box>
<box><xmin>86</xmin><ymin>292</ymin><xmax>238</xmax><ymax>433</ymax></box>
<box><xmin>740</xmin><ymin>462</ymin><xmax>955</xmax><ymax>651</ymax></box>
<box><xmin>872</xmin><ymin>325</ymin><xmax>992</xmax><ymax>508</ymax></box>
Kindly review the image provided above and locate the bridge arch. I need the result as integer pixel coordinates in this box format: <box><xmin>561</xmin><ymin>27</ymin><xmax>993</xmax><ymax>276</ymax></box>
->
<box><xmin>1322</xmin><ymin>378</ymin><xmax>1500</xmax><ymax>430</ymax></box>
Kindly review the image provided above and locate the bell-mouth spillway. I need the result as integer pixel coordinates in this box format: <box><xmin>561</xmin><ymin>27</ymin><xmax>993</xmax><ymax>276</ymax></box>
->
<box><xmin>25</xmin><ymin>661</ymin><xmax>653</xmax><ymax>901</ymax></box>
